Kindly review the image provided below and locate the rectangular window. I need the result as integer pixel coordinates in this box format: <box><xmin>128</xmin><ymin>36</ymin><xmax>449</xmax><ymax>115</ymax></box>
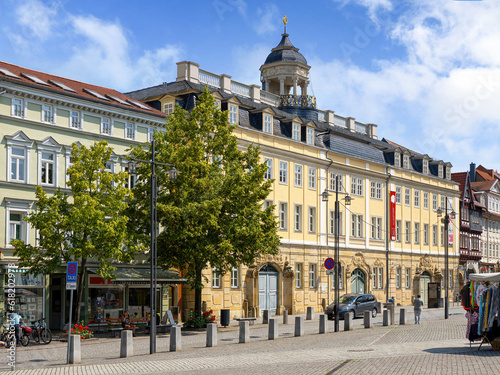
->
<box><xmin>13</xmin><ymin>98</ymin><xmax>24</xmax><ymax>117</ymax></box>
<box><xmin>294</xmin><ymin>164</ymin><xmax>303</xmax><ymax>187</ymax></box>
<box><xmin>308</xmin><ymin>207</ymin><xmax>316</xmax><ymax>233</ymax></box>
<box><xmin>448</xmin><ymin>270</ymin><xmax>453</xmax><ymax>289</ymax></box>
<box><xmin>279</xmin><ymin>161</ymin><xmax>288</xmax><ymax>184</ymax></box>
<box><xmin>101</xmin><ymin>118</ymin><xmax>111</xmax><ymax>135</ymax></box>
<box><xmin>8</xmin><ymin>212</ymin><xmax>25</xmax><ymax>243</ymax></box>
<box><xmin>423</xmin><ymin>192</ymin><xmax>429</xmax><ymax>209</ymax></box>
<box><xmin>351</xmin><ymin>177</ymin><xmax>364</xmax><ymax>196</ymax></box>
<box><xmin>332</xmin><ymin>266</ymin><xmax>343</xmax><ymax>289</ymax></box>
<box><xmin>148</xmin><ymin>127</ymin><xmax>154</xmax><ymax>142</ymax></box>
<box><xmin>309</xmin><ymin>264</ymin><xmax>316</xmax><ymax>289</ymax></box>
<box><xmin>292</xmin><ymin>123</ymin><xmax>300</xmax><ymax>141</ymax></box>
<box><xmin>306</xmin><ymin>128</ymin><xmax>314</xmax><ymax>144</ymax></box>
<box><xmin>370</xmin><ymin>181</ymin><xmax>382</xmax><ymax>199</ymax></box>
<box><xmin>264</xmin><ymin>115</ymin><xmax>272</xmax><ymax>133</ymax></box>
<box><xmin>212</xmin><ymin>267</ymin><xmax>221</xmax><ymax>288</ymax></box>
<box><xmin>294</xmin><ymin>205</ymin><xmax>302</xmax><ymax>232</ymax></box>
<box><xmin>414</xmin><ymin>190</ymin><xmax>420</xmax><ymax>208</ymax></box>
<box><xmin>295</xmin><ymin>263</ymin><xmax>302</xmax><ymax>288</ymax></box>
<box><xmin>432</xmin><ymin>225</ymin><xmax>437</xmax><ymax>246</ymax></box>
<box><xmin>396</xmin><ymin>220</ymin><xmax>401</xmax><ymax>242</ymax></box>
<box><xmin>441</xmin><ymin>226</ymin><xmax>445</xmax><ymax>246</ymax></box>
<box><xmin>372</xmin><ymin>267</ymin><xmax>377</xmax><ymax>288</ymax></box>
<box><xmin>42</xmin><ymin>104</ymin><xmax>53</xmax><ymax>123</ymax></box>
<box><xmin>371</xmin><ymin>217</ymin><xmax>382</xmax><ymax>239</ymax></box>
<box><xmin>264</xmin><ymin>158</ymin><xmax>273</xmax><ymax>180</ymax></box>
<box><xmin>396</xmin><ymin>186</ymin><xmax>402</xmax><ymax>204</ymax></box>
<box><xmin>405</xmin><ymin>188</ymin><xmax>411</xmax><ymax>206</ymax></box>
<box><xmin>424</xmin><ymin>224</ymin><xmax>429</xmax><ymax>245</ymax></box>
<box><xmin>229</xmin><ymin>105</ymin><xmax>238</xmax><ymax>124</ymax></box>
<box><xmin>264</xmin><ymin>200</ymin><xmax>272</xmax><ymax>210</ymax></box>
<box><xmin>231</xmin><ymin>267</ymin><xmax>239</xmax><ymax>288</ymax></box>
<box><xmin>125</xmin><ymin>123</ymin><xmax>135</xmax><ymax>140</ymax></box>
<box><xmin>433</xmin><ymin>194</ymin><xmax>438</xmax><ymax>211</ymax></box>
<box><xmin>351</xmin><ymin>214</ymin><xmax>363</xmax><ymax>237</ymax></box>
<box><xmin>329</xmin><ymin>172</ymin><xmax>343</xmax><ymax>192</ymax></box>
<box><xmin>10</xmin><ymin>147</ymin><xmax>26</xmax><ymax>182</ymax></box>
<box><xmin>441</xmin><ymin>196</ymin><xmax>446</xmax><ymax>211</ymax></box>
<box><xmin>405</xmin><ymin>221</ymin><xmax>411</xmax><ymax>243</ymax></box>
<box><xmin>405</xmin><ymin>268</ymin><xmax>410</xmax><ymax>289</ymax></box>
<box><xmin>423</xmin><ymin>161</ymin><xmax>429</xmax><ymax>175</ymax></box>
<box><xmin>403</xmin><ymin>155</ymin><xmax>410</xmax><ymax>169</ymax></box>
<box><xmin>378</xmin><ymin>267</ymin><xmax>383</xmax><ymax>289</ymax></box>
<box><xmin>329</xmin><ymin>211</ymin><xmax>343</xmax><ymax>235</ymax></box>
<box><xmin>279</xmin><ymin>203</ymin><xmax>287</xmax><ymax>230</ymax></box>
<box><xmin>70</xmin><ymin>110</ymin><xmax>81</xmax><ymax>129</ymax></box>
<box><xmin>414</xmin><ymin>222</ymin><xmax>420</xmax><ymax>244</ymax></box>
<box><xmin>396</xmin><ymin>268</ymin><xmax>401</xmax><ymax>289</ymax></box>
<box><xmin>308</xmin><ymin>167</ymin><xmax>316</xmax><ymax>189</ymax></box>
<box><xmin>40</xmin><ymin>151</ymin><xmax>54</xmax><ymax>185</ymax></box>
<box><xmin>164</xmin><ymin>102</ymin><xmax>174</xmax><ymax>115</ymax></box>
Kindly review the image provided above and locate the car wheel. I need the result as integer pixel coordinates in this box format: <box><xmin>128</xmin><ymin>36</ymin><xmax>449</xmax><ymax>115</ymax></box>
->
<box><xmin>349</xmin><ymin>310</ymin><xmax>355</xmax><ymax>320</ymax></box>
<box><xmin>372</xmin><ymin>308</ymin><xmax>377</xmax><ymax>318</ymax></box>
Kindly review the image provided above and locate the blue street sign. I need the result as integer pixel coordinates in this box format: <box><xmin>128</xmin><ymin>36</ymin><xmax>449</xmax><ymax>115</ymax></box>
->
<box><xmin>67</xmin><ymin>262</ymin><xmax>78</xmax><ymax>283</ymax></box>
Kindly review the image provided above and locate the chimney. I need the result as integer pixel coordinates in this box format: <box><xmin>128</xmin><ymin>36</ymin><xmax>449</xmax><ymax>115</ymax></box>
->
<box><xmin>470</xmin><ymin>163</ymin><xmax>476</xmax><ymax>183</ymax></box>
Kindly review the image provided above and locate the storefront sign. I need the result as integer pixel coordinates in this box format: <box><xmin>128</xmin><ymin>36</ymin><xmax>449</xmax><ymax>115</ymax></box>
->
<box><xmin>390</xmin><ymin>191</ymin><xmax>396</xmax><ymax>241</ymax></box>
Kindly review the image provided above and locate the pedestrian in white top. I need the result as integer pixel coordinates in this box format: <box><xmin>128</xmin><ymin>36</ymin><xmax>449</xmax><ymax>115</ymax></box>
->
<box><xmin>413</xmin><ymin>295</ymin><xmax>424</xmax><ymax>324</ymax></box>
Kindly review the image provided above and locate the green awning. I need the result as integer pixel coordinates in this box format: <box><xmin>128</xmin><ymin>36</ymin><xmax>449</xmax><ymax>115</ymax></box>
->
<box><xmin>88</xmin><ymin>267</ymin><xmax>186</xmax><ymax>285</ymax></box>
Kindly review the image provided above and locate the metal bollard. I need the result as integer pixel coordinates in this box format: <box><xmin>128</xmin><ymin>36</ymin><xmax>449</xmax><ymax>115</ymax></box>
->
<box><xmin>319</xmin><ymin>314</ymin><xmax>327</xmax><ymax>334</ymax></box>
<box><xmin>283</xmin><ymin>310</ymin><xmax>289</xmax><ymax>325</ymax></box>
<box><xmin>399</xmin><ymin>308</ymin><xmax>406</xmax><ymax>325</ymax></box>
<box><xmin>364</xmin><ymin>310</ymin><xmax>372</xmax><ymax>328</ymax></box>
<box><xmin>295</xmin><ymin>316</ymin><xmax>304</xmax><ymax>337</ymax></box>
<box><xmin>306</xmin><ymin>306</ymin><xmax>314</xmax><ymax>320</ymax></box>
<box><xmin>383</xmin><ymin>309</ymin><xmax>389</xmax><ymax>326</ymax></box>
<box><xmin>268</xmin><ymin>318</ymin><xmax>278</xmax><ymax>340</ymax></box>
<box><xmin>262</xmin><ymin>309</ymin><xmax>270</xmax><ymax>324</ymax></box>
<box><xmin>344</xmin><ymin>312</ymin><xmax>353</xmax><ymax>331</ymax></box>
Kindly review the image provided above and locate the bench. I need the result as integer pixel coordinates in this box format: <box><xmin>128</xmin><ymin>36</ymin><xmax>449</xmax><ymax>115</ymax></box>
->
<box><xmin>145</xmin><ymin>311</ymin><xmax>177</xmax><ymax>334</ymax></box>
<box><xmin>235</xmin><ymin>318</ymin><xmax>257</xmax><ymax>325</ymax></box>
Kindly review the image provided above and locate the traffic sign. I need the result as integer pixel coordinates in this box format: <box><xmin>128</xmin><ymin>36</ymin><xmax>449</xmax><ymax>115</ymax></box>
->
<box><xmin>66</xmin><ymin>262</ymin><xmax>78</xmax><ymax>290</ymax></box>
<box><xmin>326</xmin><ymin>269</ymin><xmax>334</xmax><ymax>275</ymax></box>
<box><xmin>324</xmin><ymin>257</ymin><xmax>334</xmax><ymax>270</ymax></box>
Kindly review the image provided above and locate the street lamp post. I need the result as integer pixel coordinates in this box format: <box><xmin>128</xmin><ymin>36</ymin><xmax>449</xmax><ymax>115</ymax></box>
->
<box><xmin>322</xmin><ymin>175</ymin><xmax>352</xmax><ymax>333</ymax></box>
<box><xmin>129</xmin><ymin>139</ymin><xmax>179</xmax><ymax>354</ymax></box>
<box><xmin>437</xmin><ymin>197</ymin><xmax>456</xmax><ymax>320</ymax></box>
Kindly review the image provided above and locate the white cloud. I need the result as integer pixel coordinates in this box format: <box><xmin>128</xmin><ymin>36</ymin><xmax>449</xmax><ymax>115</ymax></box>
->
<box><xmin>254</xmin><ymin>4</ymin><xmax>280</xmax><ymax>36</ymax></box>
<box><xmin>333</xmin><ymin>0</ymin><xmax>393</xmax><ymax>20</ymax></box>
<box><xmin>15</xmin><ymin>0</ymin><xmax>58</xmax><ymax>40</ymax></box>
<box><xmin>231</xmin><ymin>44</ymin><xmax>270</xmax><ymax>86</ymax></box>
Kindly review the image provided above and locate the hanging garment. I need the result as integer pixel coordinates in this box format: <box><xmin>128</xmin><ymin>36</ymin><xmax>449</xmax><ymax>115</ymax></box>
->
<box><xmin>466</xmin><ymin>310</ymin><xmax>481</xmax><ymax>341</ymax></box>
<box><xmin>461</xmin><ymin>283</ymin><xmax>471</xmax><ymax>310</ymax></box>
<box><xmin>489</xmin><ymin>286</ymin><xmax>500</xmax><ymax>329</ymax></box>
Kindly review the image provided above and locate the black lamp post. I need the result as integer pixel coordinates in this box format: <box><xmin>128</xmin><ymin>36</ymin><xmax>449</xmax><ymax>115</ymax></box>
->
<box><xmin>322</xmin><ymin>175</ymin><xmax>352</xmax><ymax>333</ymax></box>
<box><xmin>437</xmin><ymin>197</ymin><xmax>456</xmax><ymax>320</ymax></box>
<box><xmin>128</xmin><ymin>139</ymin><xmax>179</xmax><ymax>354</ymax></box>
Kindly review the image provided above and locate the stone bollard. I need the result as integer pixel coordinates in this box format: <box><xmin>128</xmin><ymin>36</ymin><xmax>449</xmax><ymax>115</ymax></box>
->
<box><xmin>383</xmin><ymin>309</ymin><xmax>389</xmax><ymax>326</ymax></box>
<box><xmin>239</xmin><ymin>320</ymin><xmax>250</xmax><ymax>343</ymax></box>
<box><xmin>319</xmin><ymin>314</ymin><xmax>327</xmax><ymax>334</ymax></box>
<box><xmin>389</xmin><ymin>305</ymin><xmax>395</xmax><ymax>325</ymax></box>
<box><xmin>262</xmin><ymin>309</ymin><xmax>270</xmax><ymax>324</ymax></box>
<box><xmin>295</xmin><ymin>316</ymin><xmax>304</xmax><ymax>337</ymax></box>
<box><xmin>268</xmin><ymin>318</ymin><xmax>278</xmax><ymax>340</ymax></box>
<box><xmin>378</xmin><ymin>302</ymin><xmax>383</xmax><ymax>315</ymax></box>
<box><xmin>399</xmin><ymin>308</ymin><xmax>406</xmax><ymax>325</ymax></box>
<box><xmin>306</xmin><ymin>306</ymin><xmax>314</xmax><ymax>320</ymax></box>
<box><xmin>68</xmin><ymin>335</ymin><xmax>81</xmax><ymax>364</ymax></box>
<box><xmin>120</xmin><ymin>330</ymin><xmax>133</xmax><ymax>358</ymax></box>
<box><xmin>206</xmin><ymin>323</ymin><xmax>217</xmax><ymax>347</ymax></box>
<box><xmin>170</xmin><ymin>326</ymin><xmax>182</xmax><ymax>352</ymax></box>
<box><xmin>344</xmin><ymin>312</ymin><xmax>353</xmax><ymax>331</ymax></box>
<box><xmin>283</xmin><ymin>310</ymin><xmax>289</xmax><ymax>325</ymax></box>
<box><xmin>364</xmin><ymin>311</ymin><xmax>372</xmax><ymax>328</ymax></box>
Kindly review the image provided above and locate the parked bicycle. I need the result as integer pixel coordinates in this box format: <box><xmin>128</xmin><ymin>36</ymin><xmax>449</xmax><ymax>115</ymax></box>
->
<box><xmin>1</xmin><ymin>324</ymin><xmax>30</xmax><ymax>346</ymax></box>
<box><xmin>29</xmin><ymin>318</ymin><xmax>52</xmax><ymax>345</ymax></box>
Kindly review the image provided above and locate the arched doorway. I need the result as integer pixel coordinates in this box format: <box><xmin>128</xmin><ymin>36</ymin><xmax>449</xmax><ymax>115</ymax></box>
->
<box><xmin>351</xmin><ymin>269</ymin><xmax>366</xmax><ymax>294</ymax></box>
<box><xmin>420</xmin><ymin>272</ymin><xmax>431</xmax><ymax>304</ymax></box>
<box><xmin>258</xmin><ymin>265</ymin><xmax>278</xmax><ymax>315</ymax></box>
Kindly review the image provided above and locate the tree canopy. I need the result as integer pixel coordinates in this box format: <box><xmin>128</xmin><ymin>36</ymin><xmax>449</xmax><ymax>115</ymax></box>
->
<box><xmin>129</xmin><ymin>88</ymin><xmax>281</xmax><ymax>312</ymax></box>
<box><xmin>12</xmin><ymin>140</ymin><xmax>143</xmax><ymax>322</ymax></box>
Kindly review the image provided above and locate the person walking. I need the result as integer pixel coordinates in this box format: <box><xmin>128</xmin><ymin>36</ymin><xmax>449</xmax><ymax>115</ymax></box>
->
<box><xmin>413</xmin><ymin>294</ymin><xmax>424</xmax><ymax>324</ymax></box>
<box><xmin>9</xmin><ymin>313</ymin><xmax>23</xmax><ymax>346</ymax></box>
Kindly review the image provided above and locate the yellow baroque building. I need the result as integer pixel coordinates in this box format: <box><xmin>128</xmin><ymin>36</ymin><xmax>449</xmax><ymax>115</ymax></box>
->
<box><xmin>127</xmin><ymin>31</ymin><xmax>461</xmax><ymax>319</ymax></box>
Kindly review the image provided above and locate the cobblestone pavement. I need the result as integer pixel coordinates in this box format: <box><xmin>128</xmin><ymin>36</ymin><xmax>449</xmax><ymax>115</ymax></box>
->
<box><xmin>0</xmin><ymin>306</ymin><xmax>499</xmax><ymax>374</ymax></box>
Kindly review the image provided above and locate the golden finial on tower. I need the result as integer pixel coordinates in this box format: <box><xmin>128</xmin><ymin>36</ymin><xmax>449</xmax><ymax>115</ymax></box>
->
<box><xmin>282</xmin><ymin>15</ymin><xmax>288</xmax><ymax>34</ymax></box>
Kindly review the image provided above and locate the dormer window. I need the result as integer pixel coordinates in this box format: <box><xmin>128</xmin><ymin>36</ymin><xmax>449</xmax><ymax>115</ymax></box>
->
<box><xmin>423</xmin><ymin>160</ymin><xmax>428</xmax><ymax>175</ymax></box>
<box><xmin>163</xmin><ymin>102</ymin><xmax>174</xmax><ymax>115</ymax></box>
<box><xmin>292</xmin><ymin>124</ymin><xmax>300</xmax><ymax>141</ymax></box>
<box><xmin>438</xmin><ymin>165</ymin><xmax>443</xmax><ymax>178</ymax></box>
<box><xmin>403</xmin><ymin>155</ymin><xmax>410</xmax><ymax>169</ymax></box>
<box><xmin>446</xmin><ymin>166</ymin><xmax>451</xmax><ymax>180</ymax></box>
<box><xmin>306</xmin><ymin>128</ymin><xmax>314</xmax><ymax>145</ymax></box>
<box><xmin>229</xmin><ymin>104</ymin><xmax>238</xmax><ymax>124</ymax></box>
<box><xmin>264</xmin><ymin>114</ymin><xmax>273</xmax><ymax>134</ymax></box>
<box><xmin>394</xmin><ymin>152</ymin><xmax>400</xmax><ymax>168</ymax></box>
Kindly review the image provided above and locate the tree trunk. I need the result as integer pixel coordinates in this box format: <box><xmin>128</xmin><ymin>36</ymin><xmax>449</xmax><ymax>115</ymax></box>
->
<box><xmin>74</xmin><ymin>257</ymin><xmax>87</xmax><ymax>324</ymax></box>
<box><xmin>194</xmin><ymin>267</ymin><xmax>203</xmax><ymax>317</ymax></box>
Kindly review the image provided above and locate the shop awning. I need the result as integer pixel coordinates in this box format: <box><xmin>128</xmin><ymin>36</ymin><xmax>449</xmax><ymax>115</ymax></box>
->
<box><xmin>2</xmin><ymin>266</ymin><xmax>30</xmax><ymax>273</ymax></box>
<box><xmin>88</xmin><ymin>267</ymin><xmax>187</xmax><ymax>285</ymax></box>
<box><xmin>469</xmin><ymin>272</ymin><xmax>500</xmax><ymax>282</ymax></box>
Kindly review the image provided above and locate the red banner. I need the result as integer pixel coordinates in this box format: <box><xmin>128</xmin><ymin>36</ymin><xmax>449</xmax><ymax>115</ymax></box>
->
<box><xmin>390</xmin><ymin>191</ymin><xmax>396</xmax><ymax>241</ymax></box>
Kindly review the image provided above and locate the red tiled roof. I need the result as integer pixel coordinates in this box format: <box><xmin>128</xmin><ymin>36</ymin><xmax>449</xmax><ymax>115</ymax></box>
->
<box><xmin>476</xmin><ymin>165</ymin><xmax>500</xmax><ymax>181</ymax></box>
<box><xmin>471</xmin><ymin>180</ymin><xmax>496</xmax><ymax>191</ymax></box>
<box><xmin>0</xmin><ymin>61</ymin><xmax>165</xmax><ymax>118</ymax></box>
<box><xmin>383</xmin><ymin>139</ymin><xmax>422</xmax><ymax>156</ymax></box>
<box><xmin>451</xmin><ymin>172</ymin><xmax>467</xmax><ymax>197</ymax></box>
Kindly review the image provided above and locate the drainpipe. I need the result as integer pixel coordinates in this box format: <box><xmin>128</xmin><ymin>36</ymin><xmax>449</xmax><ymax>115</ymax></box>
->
<box><xmin>385</xmin><ymin>167</ymin><xmax>392</xmax><ymax>302</ymax></box>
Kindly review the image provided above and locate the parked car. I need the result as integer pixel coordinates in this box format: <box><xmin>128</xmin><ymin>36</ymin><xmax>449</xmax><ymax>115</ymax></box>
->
<box><xmin>325</xmin><ymin>293</ymin><xmax>378</xmax><ymax>320</ymax></box>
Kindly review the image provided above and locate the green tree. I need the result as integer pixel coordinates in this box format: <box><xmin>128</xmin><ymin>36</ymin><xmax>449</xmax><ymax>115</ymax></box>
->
<box><xmin>12</xmin><ymin>141</ymin><xmax>143</xmax><ymax>323</ymax></box>
<box><xmin>129</xmin><ymin>88</ymin><xmax>281</xmax><ymax>314</ymax></box>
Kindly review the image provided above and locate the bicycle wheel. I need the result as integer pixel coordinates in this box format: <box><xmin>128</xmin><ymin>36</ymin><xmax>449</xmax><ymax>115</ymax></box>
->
<box><xmin>40</xmin><ymin>329</ymin><xmax>52</xmax><ymax>344</ymax></box>
<box><xmin>20</xmin><ymin>334</ymin><xmax>29</xmax><ymax>347</ymax></box>
<box><xmin>33</xmin><ymin>331</ymin><xmax>40</xmax><ymax>344</ymax></box>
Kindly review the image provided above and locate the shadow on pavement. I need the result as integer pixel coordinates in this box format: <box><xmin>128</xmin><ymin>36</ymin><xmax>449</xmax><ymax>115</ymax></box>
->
<box><xmin>424</xmin><ymin>346</ymin><xmax>500</xmax><ymax>356</ymax></box>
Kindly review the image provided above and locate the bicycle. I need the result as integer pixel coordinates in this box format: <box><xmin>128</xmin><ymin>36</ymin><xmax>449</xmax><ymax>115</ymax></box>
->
<box><xmin>30</xmin><ymin>318</ymin><xmax>52</xmax><ymax>344</ymax></box>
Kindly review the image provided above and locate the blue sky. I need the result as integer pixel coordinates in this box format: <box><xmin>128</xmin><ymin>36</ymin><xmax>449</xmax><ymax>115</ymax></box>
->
<box><xmin>1</xmin><ymin>0</ymin><xmax>499</xmax><ymax>172</ymax></box>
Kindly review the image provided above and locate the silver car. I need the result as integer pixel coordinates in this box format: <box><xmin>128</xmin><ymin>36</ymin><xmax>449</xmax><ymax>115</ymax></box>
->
<box><xmin>325</xmin><ymin>293</ymin><xmax>378</xmax><ymax>320</ymax></box>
